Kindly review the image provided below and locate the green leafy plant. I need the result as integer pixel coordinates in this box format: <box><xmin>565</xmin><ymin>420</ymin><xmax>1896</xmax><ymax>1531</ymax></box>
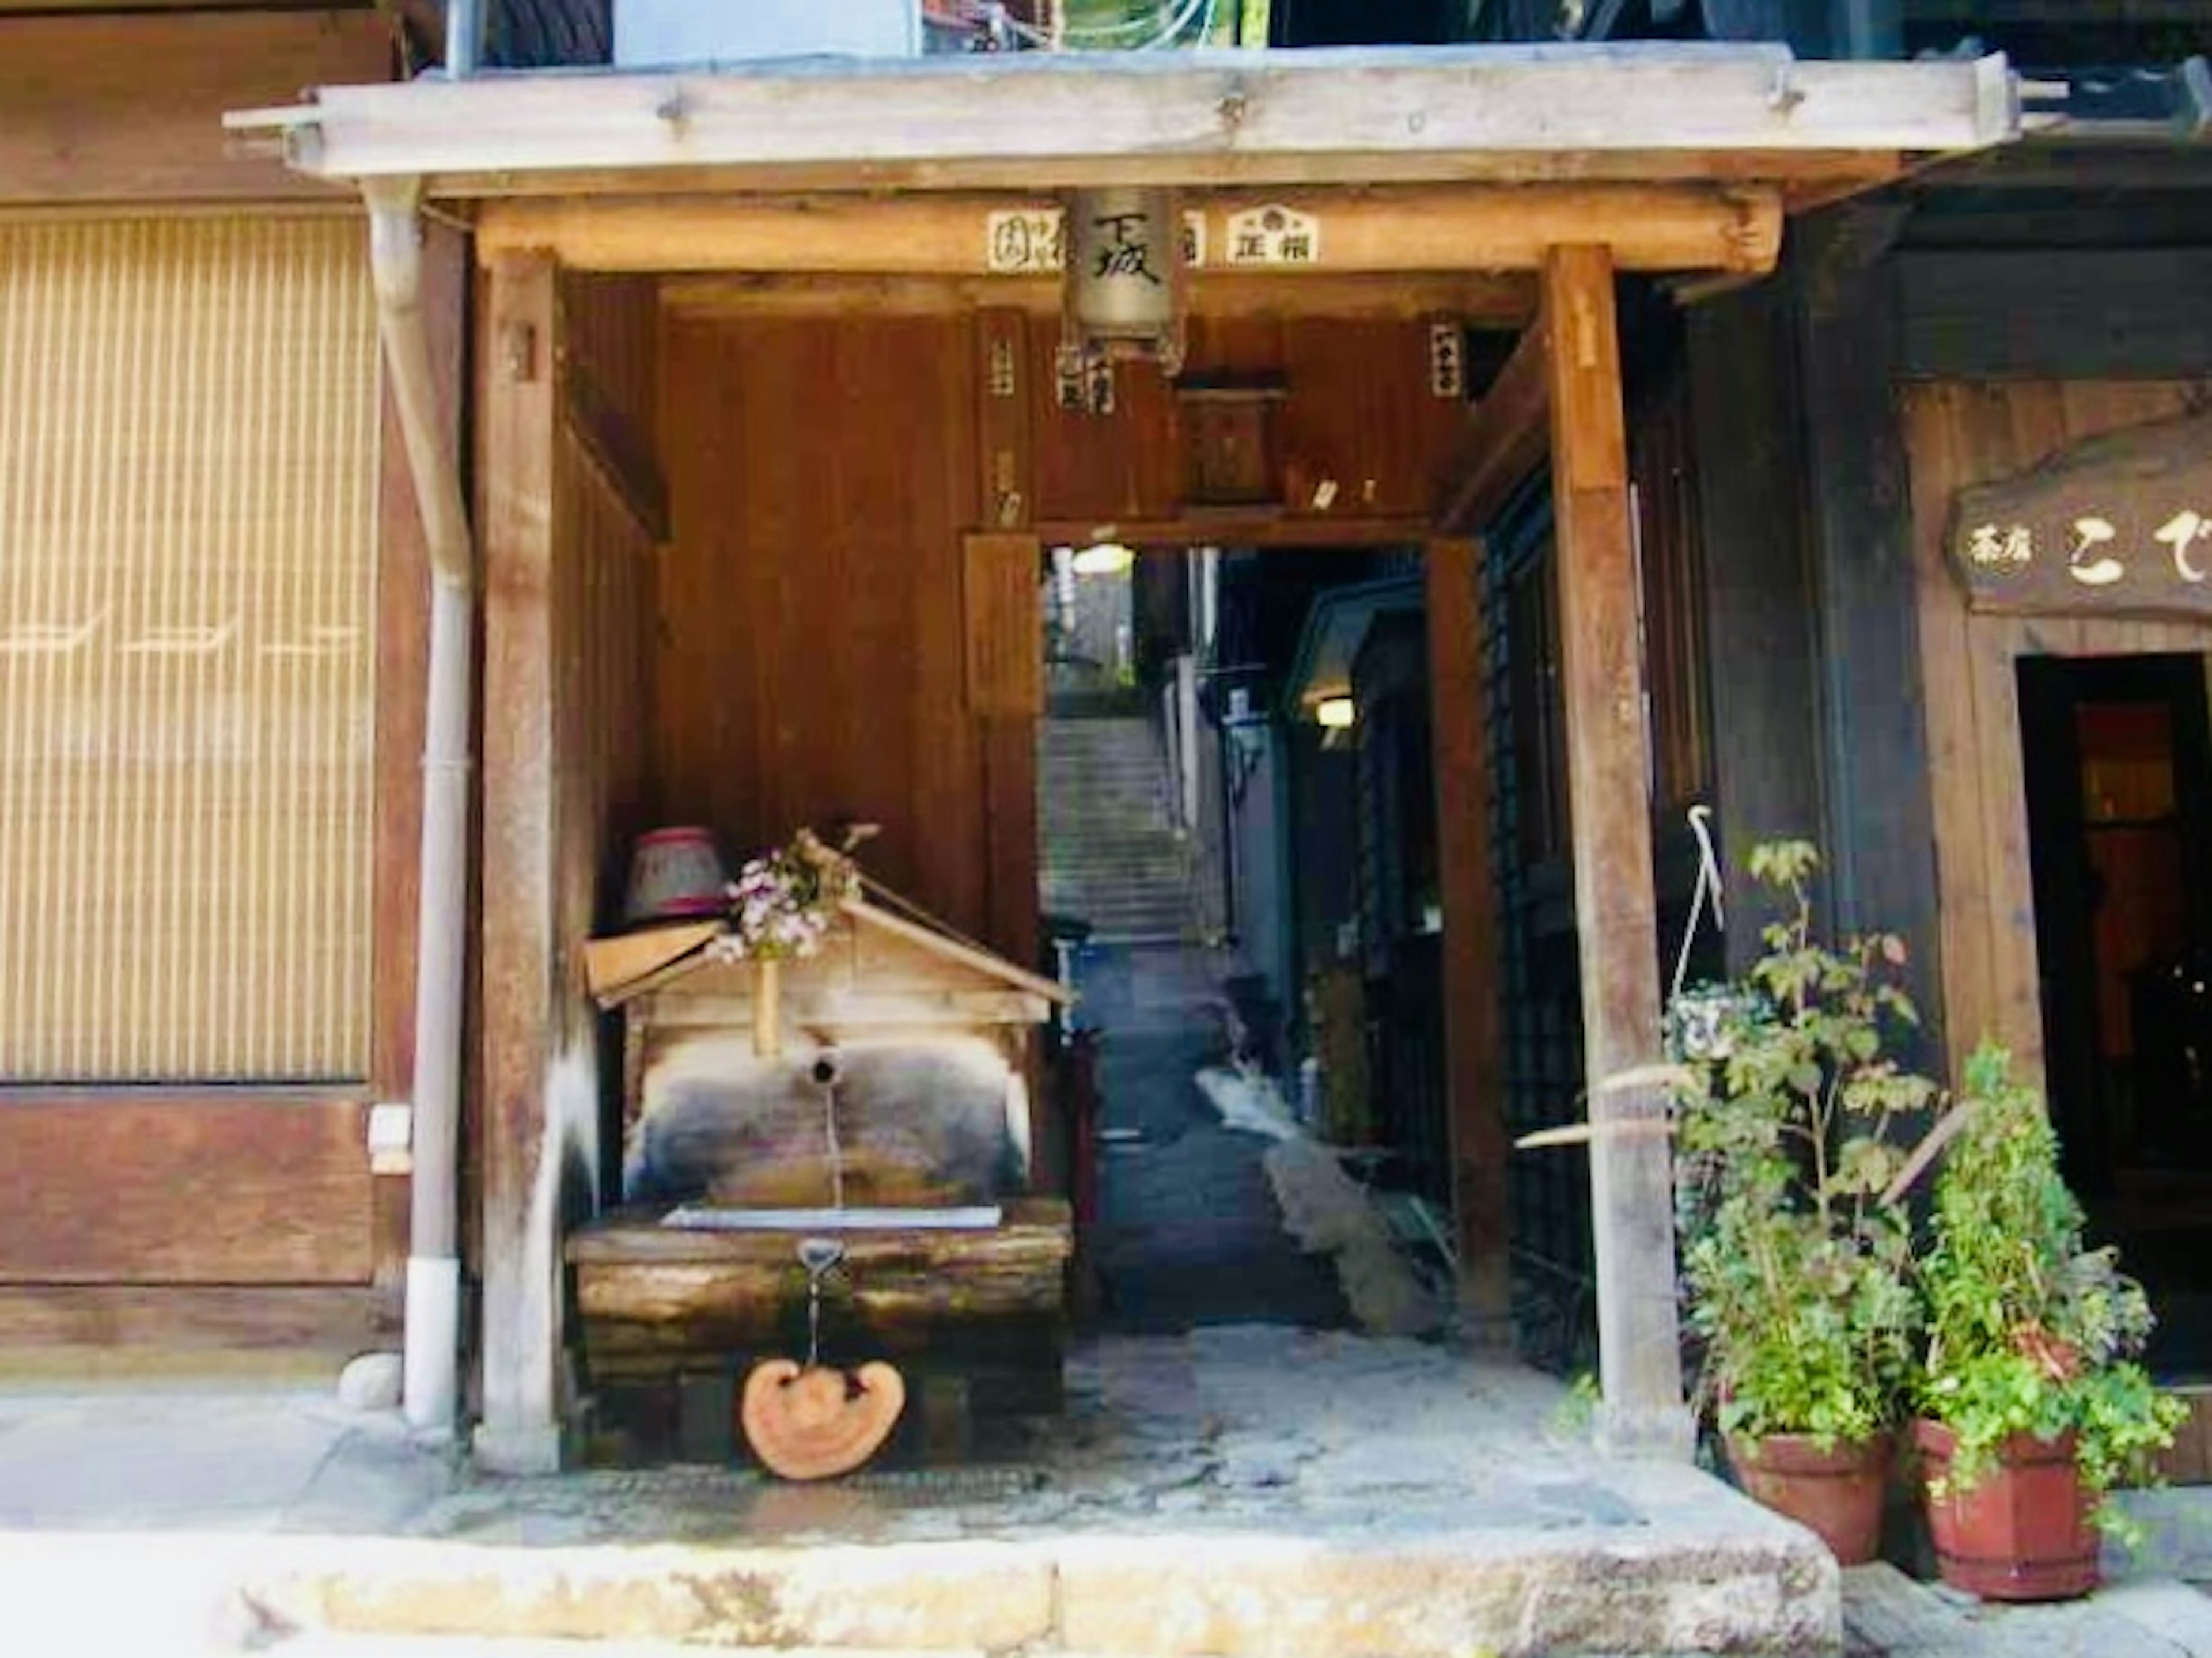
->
<box><xmin>1669</xmin><ymin>840</ymin><xmax>1937</xmax><ymax>1448</ymax></box>
<box><xmin>1916</xmin><ymin>1041</ymin><xmax>2186</xmax><ymax>1531</ymax></box>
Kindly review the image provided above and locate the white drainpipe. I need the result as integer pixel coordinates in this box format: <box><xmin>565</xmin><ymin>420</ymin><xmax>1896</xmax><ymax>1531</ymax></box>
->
<box><xmin>364</xmin><ymin>176</ymin><xmax>474</xmax><ymax>1437</ymax></box>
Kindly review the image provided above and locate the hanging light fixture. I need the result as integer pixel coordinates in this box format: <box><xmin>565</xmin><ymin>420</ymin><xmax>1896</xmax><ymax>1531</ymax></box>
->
<box><xmin>1316</xmin><ymin>696</ymin><xmax>1356</xmax><ymax>730</ymax></box>
<box><xmin>1063</xmin><ymin>185</ymin><xmax>1186</xmax><ymax>383</ymax></box>
<box><xmin>1070</xmin><ymin>541</ymin><xmax>1136</xmax><ymax>576</ymax></box>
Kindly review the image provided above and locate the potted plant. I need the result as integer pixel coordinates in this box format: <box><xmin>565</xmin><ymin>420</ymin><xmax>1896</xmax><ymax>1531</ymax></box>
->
<box><xmin>1668</xmin><ymin>841</ymin><xmax>1935</xmax><ymax>1565</ymax></box>
<box><xmin>1912</xmin><ymin>1041</ymin><xmax>2186</xmax><ymax>1601</ymax></box>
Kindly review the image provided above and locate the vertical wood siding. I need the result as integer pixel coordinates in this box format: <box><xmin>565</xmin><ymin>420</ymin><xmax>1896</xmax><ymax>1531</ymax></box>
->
<box><xmin>1906</xmin><ymin>377</ymin><xmax>2212</xmax><ymax>1086</ymax></box>
<box><xmin>657</xmin><ymin>311</ymin><xmax>995</xmax><ymax>951</ymax></box>
<box><xmin>0</xmin><ymin>215</ymin><xmax>380</xmax><ymax>1083</ymax></box>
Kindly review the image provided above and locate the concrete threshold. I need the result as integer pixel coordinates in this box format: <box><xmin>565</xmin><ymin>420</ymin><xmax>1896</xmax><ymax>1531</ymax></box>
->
<box><xmin>281</xmin><ymin>1329</ymin><xmax>1831</xmax><ymax>1656</ymax></box>
<box><xmin>0</xmin><ymin>1328</ymin><xmax>1836</xmax><ymax>1657</ymax></box>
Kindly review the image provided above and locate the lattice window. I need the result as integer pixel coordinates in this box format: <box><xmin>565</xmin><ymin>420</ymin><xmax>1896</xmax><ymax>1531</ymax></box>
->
<box><xmin>0</xmin><ymin>215</ymin><xmax>381</xmax><ymax>1083</ymax></box>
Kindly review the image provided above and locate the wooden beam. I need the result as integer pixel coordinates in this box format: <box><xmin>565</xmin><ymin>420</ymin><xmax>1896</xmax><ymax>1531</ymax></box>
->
<box><xmin>1543</xmin><ymin>243</ymin><xmax>1687</xmax><ymax>1455</ymax></box>
<box><xmin>1425</xmin><ymin>537</ymin><xmax>1511</xmax><ymax>1340</ymax></box>
<box><xmin>364</xmin><ymin>149</ymin><xmax>1911</xmax><ymax>203</ymax></box>
<box><xmin>0</xmin><ymin>10</ymin><xmax>391</xmax><ymax>206</ymax></box>
<box><xmin>1031</xmin><ymin>513</ymin><xmax>1433</xmax><ymax>549</ymax></box>
<box><xmin>564</xmin><ymin>360</ymin><xmax>671</xmax><ymax>544</ymax></box>
<box><xmin>477</xmin><ymin>248</ymin><xmax>565</xmax><ymax>1474</ymax></box>
<box><xmin>1435</xmin><ymin>318</ymin><xmax>1551</xmax><ymax>534</ymax></box>
<box><xmin>0</xmin><ymin>1094</ymin><xmax>372</xmax><ymax>1285</ymax></box>
<box><xmin>0</xmin><ymin>1287</ymin><xmax>383</xmax><ymax>1355</ymax></box>
<box><xmin>661</xmin><ymin>271</ymin><xmax>1536</xmax><ymax>325</ymax></box>
<box><xmin>477</xmin><ymin>185</ymin><xmax>1781</xmax><ymax>276</ymax></box>
<box><xmin>262</xmin><ymin>51</ymin><xmax>2012</xmax><ymax>194</ymax></box>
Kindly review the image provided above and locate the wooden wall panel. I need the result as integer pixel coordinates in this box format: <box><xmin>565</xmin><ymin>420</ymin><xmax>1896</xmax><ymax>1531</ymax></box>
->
<box><xmin>0</xmin><ymin>11</ymin><xmax>393</xmax><ymax>205</ymax></box>
<box><xmin>1907</xmin><ymin>375</ymin><xmax>2212</xmax><ymax>1086</ymax></box>
<box><xmin>1027</xmin><ymin>320</ymin><xmax>1181</xmax><ymax>526</ymax></box>
<box><xmin>1021</xmin><ymin>314</ymin><xmax>1465</xmax><ymax>530</ymax></box>
<box><xmin>657</xmin><ymin>313</ymin><xmax>996</xmax><ymax>947</ymax></box>
<box><xmin>0</xmin><ymin>1097</ymin><xmax>371</xmax><ymax>1284</ymax></box>
<box><xmin>1275</xmin><ymin>317</ymin><xmax>1466</xmax><ymax>519</ymax></box>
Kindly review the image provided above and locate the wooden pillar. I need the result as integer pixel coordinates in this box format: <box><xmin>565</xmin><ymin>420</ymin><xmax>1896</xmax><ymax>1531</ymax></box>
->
<box><xmin>477</xmin><ymin>249</ymin><xmax>566</xmax><ymax>1474</ymax></box>
<box><xmin>1542</xmin><ymin>245</ymin><xmax>1689</xmax><ymax>1456</ymax></box>
<box><xmin>1425</xmin><ymin>537</ymin><xmax>1510</xmax><ymax>1339</ymax></box>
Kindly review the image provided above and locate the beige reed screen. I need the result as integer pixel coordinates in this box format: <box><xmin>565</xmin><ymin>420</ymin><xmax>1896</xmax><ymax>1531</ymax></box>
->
<box><xmin>0</xmin><ymin>215</ymin><xmax>380</xmax><ymax>1082</ymax></box>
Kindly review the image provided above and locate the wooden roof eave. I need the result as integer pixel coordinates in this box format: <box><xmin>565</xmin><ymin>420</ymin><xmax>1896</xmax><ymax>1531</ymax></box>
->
<box><xmin>229</xmin><ymin>44</ymin><xmax>2020</xmax><ymax>237</ymax></box>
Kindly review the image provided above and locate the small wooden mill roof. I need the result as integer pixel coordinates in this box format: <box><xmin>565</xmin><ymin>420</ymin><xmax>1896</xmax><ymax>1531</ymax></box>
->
<box><xmin>584</xmin><ymin>891</ymin><xmax>1073</xmax><ymax>1012</ymax></box>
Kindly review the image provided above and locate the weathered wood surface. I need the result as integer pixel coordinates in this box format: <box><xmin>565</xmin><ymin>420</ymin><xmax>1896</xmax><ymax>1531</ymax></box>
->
<box><xmin>664</xmin><ymin>272</ymin><xmax>1535</xmax><ymax>324</ymax></box>
<box><xmin>1793</xmin><ymin>207</ymin><xmax>1945</xmax><ymax>1053</ymax></box>
<box><xmin>569</xmin><ymin>1200</ymin><xmax>1070</xmax><ymax>1383</ymax></box>
<box><xmin>1423</xmin><ymin>538</ymin><xmax>1511</xmax><ymax>1331</ymax></box>
<box><xmin>477</xmin><ymin>249</ymin><xmax>566</xmax><ymax>1471</ymax></box>
<box><xmin>1904</xmin><ymin>377</ymin><xmax>2212</xmax><ymax>1087</ymax></box>
<box><xmin>1437</xmin><ymin>316</ymin><xmax>1550</xmax><ymax>533</ymax></box>
<box><xmin>1686</xmin><ymin>278</ymin><xmax>1821</xmax><ymax>971</ymax></box>
<box><xmin>741</xmin><ymin>1359</ymin><xmax>907</xmax><ymax>1481</ymax></box>
<box><xmin>0</xmin><ymin>10</ymin><xmax>391</xmax><ymax>204</ymax></box>
<box><xmin>475</xmin><ymin>185</ymin><xmax>1780</xmax><ymax>276</ymax></box>
<box><xmin>625</xmin><ymin>1031</ymin><xmax>1030</xmax><ymax>1206</ymax></box>
<box><xmin>0</xmin><ymin>1095</ymin><xmax>370</xmax><ymax>1284</ymax></box>
<box><xmin>965</xmin><ymin>532</ymin><xmax>1046</xmax><ymax>719</ymax></box>
<box><xmin>1945</xmin><ymin>409</ymin><xmax>2212</xmax><ymax>620</ymax></box>
<box><xmin>1543</xmin><ymin>244</ymin><xmax>1684</xmax><ymax>1443</ymax></box>
<box><xmin>1896</xmin><ymin>251</ymin><xmax>2212</xmax><ymax>384</ymax></box>
<box><xmin>281</xmin><ymin>50</ymin><xmax>2006</xmax><ymax>195</ymax></box>
<box><xmin>0</xmin><ymin>1285</ymin><xmax>384</xmax><ymax>1352</ymax></box>
<box><xmin>658</xmin><ymin>312</ymin><xmax>994</xmax><ymax>951</ymax></box>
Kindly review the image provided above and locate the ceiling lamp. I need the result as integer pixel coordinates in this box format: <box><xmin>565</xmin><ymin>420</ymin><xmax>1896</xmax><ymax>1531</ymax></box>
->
<box><xmin>1315</xmin><ymin>696</ymin><xmax>1356</xmax><ymax>731</ymax></box>
<box><xmin>1064</xmin><ymin>186</ymin><xmax>1186</xmax><ymax>380</ymax></box>
<box><xmin>1070</xmin><ymin>541</ymin><xmax>1137</xmax><ymax>576</ymax></box>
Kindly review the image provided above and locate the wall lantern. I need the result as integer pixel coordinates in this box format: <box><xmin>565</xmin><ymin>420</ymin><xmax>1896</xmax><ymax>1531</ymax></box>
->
<box><xmin>1070</xmin><ymin>541</ymin><xmax>1137</xmax><ymax>576</ymax></box>
<box><xmin>1315</xmin><ymin>695</ymin><xmax>1356</xmax><ymax>731</ymax></box>
<box><xmin>1063</xmin><ymin>185</ymin><xmax>1186</xmax><ymax>382</ymax></box>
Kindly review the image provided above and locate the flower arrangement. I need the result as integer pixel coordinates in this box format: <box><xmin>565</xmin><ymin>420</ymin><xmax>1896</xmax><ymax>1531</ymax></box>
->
<box><xmin>706</xmin><ymin>828</ymin><xmax>861</xmax><ymax>964</ymax></box>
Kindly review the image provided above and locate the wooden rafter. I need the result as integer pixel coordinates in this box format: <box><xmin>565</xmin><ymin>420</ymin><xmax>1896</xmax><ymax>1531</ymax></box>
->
<box><xmin>228</xmin><ymin>46</ymin><xmax>2016</xmax><ymax>199</ymax></box>
<box><xmin>1435</xmin><ymin>318</ymin><xmax>1551</xmax><ymax>534</ymax></box>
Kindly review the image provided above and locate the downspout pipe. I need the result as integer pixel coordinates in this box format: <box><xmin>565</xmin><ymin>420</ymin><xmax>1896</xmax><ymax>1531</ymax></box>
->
<box><xmin>365</xmin><ymin>176</ymin><xmax>474</xmax><ymax>1437</ymax></box>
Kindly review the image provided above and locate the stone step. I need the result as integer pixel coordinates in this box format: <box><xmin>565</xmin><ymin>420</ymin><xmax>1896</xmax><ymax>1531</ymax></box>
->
<box><xmin>223</xmin><ymin>1514</ymin><xmax>1836</xmax><ymax>1657</ymax></box>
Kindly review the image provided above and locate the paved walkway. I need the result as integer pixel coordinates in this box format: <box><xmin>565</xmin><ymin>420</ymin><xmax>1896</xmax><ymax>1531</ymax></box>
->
<box><xmin>1077</xmin><ymin>942</ymin><xmax>1349</xmax><ymax>1333</ymax></box>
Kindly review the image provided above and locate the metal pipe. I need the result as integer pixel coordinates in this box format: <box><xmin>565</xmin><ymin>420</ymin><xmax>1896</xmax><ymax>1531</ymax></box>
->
<box><xmin>364</xmin><ymin>176</ymin><xmax>475</xmax><ymax>1437</ymax></box>
<box><xmin>446</xmin><ymin>0</ymin><xmax>483</xmax><ymax>78</ymax></box>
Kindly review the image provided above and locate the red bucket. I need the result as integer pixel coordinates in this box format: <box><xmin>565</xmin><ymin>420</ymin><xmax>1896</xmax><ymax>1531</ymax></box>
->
<box><xmin>624</xmin><ymin>827</ymin><xmax>730</xmax><ymax>924</ymax></box>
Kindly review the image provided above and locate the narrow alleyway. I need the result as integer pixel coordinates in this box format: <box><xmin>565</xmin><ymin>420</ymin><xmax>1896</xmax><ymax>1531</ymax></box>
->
<box><xmin>1077</xmin><ymin>941</ymin><xmax>1350</xmax><ymax>1333</ymax></box>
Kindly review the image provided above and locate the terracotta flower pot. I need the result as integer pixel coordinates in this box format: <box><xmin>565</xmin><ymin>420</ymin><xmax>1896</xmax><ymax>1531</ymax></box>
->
<box><xmin>1726</xmin><ymin>1430</ymin><xmax>1892</xmax><ymax>1565</ymax></box>
<box><xmin>1914</xmin><ymin>1417</ymin><xmax>2099</xmax><ymax>1601</ymax></box>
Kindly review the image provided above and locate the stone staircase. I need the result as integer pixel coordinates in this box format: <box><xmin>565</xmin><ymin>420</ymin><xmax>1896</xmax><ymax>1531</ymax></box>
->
<box><xmin>1040</xmin><ymin>714</ymin><xmax>1192</xmax><ymax>943</ymax></box>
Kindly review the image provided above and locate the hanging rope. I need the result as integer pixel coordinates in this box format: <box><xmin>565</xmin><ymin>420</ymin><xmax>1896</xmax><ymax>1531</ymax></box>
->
<box><xmin>1669</xmin><ymin>803</ymin><xmax>1726</xmax><ymax>1005</ymax></box>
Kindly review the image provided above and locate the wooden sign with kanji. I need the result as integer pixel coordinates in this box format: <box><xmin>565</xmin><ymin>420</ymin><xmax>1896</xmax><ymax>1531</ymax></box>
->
<box><xmin>1946</xmin><ymin>411</ymin><xmax>2212</xmax><ymax>620</ymax></box>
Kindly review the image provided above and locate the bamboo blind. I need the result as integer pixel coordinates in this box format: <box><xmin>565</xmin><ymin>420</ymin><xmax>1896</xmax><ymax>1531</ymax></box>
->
<box><xmin>0</xmin><ymin>215</ymin><xmax>380</xmax><ymax>1082</ymax></box>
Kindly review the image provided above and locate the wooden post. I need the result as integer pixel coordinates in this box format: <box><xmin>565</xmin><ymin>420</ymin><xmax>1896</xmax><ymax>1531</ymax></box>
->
<box><xmin>477</xmin><ymin>249</ymin><xmax>566</xmax><ymax>1474</ymax></box>
<box><xmin>1424</xmin><ymin>537</ymin><xmax>1511</xmax><ymax>1341</ymax></box>
<box><xmin>1541</xmin><ymin>245</ymin><xmax>1689</xmax><ymax>1457</ymax></box>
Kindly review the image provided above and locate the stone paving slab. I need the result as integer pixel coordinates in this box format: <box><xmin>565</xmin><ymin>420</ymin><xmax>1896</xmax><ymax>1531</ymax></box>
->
<box><xmin>1846</xmin><ymin>1562</ymin><xmax>2212</xmax><ymax>1657</ymax></box>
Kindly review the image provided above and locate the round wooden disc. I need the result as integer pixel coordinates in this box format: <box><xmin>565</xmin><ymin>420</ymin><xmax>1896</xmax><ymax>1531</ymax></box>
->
<box><xmin>740</xmin><ymin>1357</ymin><xmax>907</xmax><ymax>1481</ymax></box>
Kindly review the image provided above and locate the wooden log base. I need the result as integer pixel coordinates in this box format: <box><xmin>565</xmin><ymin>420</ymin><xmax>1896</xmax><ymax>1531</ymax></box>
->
<box><xmin>740</xmin><ymin>1357</ymin><xmax>907</xmax><ymax>1481</ymax></box>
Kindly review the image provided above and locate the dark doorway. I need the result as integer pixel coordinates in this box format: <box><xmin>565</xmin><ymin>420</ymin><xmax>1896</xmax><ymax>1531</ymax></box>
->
<box><xmin>2019</xmin><ymin>652</ymin><xmax>2212</xmax><ymax>1377</ymax></box>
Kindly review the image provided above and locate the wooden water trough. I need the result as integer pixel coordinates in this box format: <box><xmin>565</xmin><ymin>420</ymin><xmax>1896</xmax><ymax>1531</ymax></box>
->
<box><xmin>569</xmin><ymin>890</ymin><xmax>1075</xmax><ymax>1464</ymax></box>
